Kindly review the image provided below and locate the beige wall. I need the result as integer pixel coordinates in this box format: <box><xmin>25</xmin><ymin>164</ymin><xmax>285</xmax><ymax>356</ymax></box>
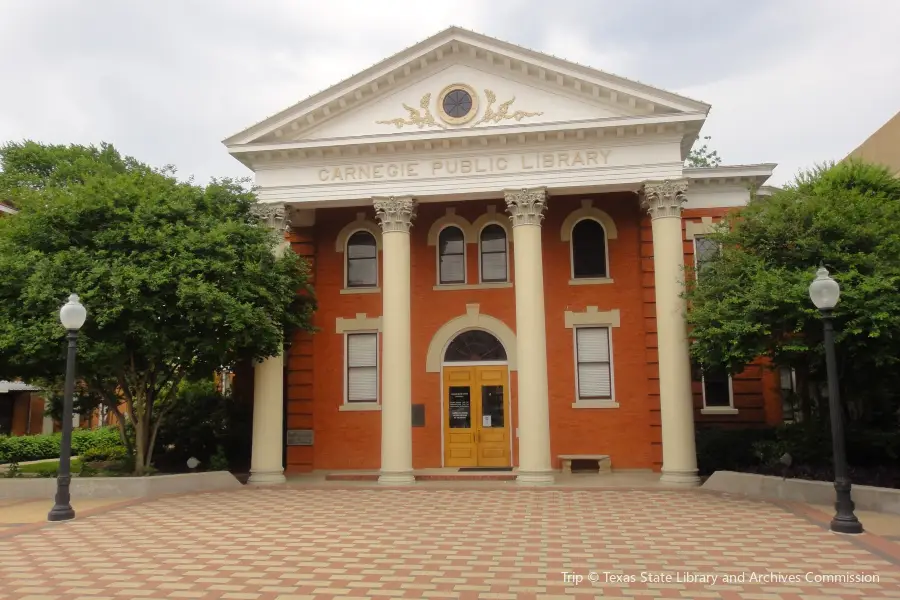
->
<box><xmin>848</xmin><ymin>110</ymin><xmax>900</xmax><ymax>175</ymax></box>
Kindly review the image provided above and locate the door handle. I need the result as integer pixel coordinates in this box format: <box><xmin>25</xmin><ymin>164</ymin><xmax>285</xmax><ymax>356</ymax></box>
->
<box><xmin>475</xmin><ymin>430</ymin><xmax>479</xmax><ymax>443</ymax></box>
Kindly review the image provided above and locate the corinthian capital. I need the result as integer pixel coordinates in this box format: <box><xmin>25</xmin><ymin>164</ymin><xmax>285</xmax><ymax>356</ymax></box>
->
<box><xmin>641</xmin><ymin>179</ymin><xmax>689</xmax><ymax>220</ymax></box>
<box><xmin>504</xmin><ymin>187</ymin><xmax>548</xmax><ymax>227</ymax></box>
<box><xmin>252</xmin><ymin>202</ymin><xmax>291</xmax><ymax>235</ymax></box>
<box><xmin>373</xmin><ymin>196</ymin><xmax>417</xmax><ymax>233</ymax></box>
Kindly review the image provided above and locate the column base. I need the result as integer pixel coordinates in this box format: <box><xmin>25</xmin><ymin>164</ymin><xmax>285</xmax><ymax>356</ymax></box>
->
<box><xmin>378</xmin><ymin>471</ymin><xmax>416</xmax><ymax>485</ymax></box>
<box><xmin>247</xmin><ymin>469</ymin><xmax>286</xmax><ymax>485</ymax></box>
<box><xmin>516</xmin><ymin>470</ymin><xmax>555</xmax><ymax>486</ymax></box>
<box><xmin>659</xmin><ymin>469</ymin><xmax>701</xmax><ymax>487</ymax></box>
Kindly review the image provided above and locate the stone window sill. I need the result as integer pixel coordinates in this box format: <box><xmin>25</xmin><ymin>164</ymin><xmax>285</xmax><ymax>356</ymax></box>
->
<box><xmin>568</xmin><ymin>277</ymin><xmax>614</xmax><ymax>286</ymax></box>
<box><xmin>572</xmin><ymin>400</ymin><xmax>619</xmax><ymax>409</ymax></box>
<box><xmin>432</xmin><ymin>282</ymin><xmax>513</xmax><ymax>291</ymax></box>
<box><xmin>701</xmin><ymin>407</ymin><xmax>739</xmax><ymax>415</ymax></box>
<box><xmin>340</xmin><ymin>402</ymin><xmax>381</xmax><ymax>412</ymax></box>
<box><xmin>340</xmin><ymin>287</ymin><xmax>381</xmax><ymax>295</ymax></box>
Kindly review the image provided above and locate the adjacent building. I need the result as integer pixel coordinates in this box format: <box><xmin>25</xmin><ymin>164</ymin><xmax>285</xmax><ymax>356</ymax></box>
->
<box><xmin>223</xmin><ymin>27</ymin><xmax>783</xmax><ymax>484</ymax></box>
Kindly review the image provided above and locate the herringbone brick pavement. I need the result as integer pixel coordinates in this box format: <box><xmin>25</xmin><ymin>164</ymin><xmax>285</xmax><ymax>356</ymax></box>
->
<box><xmin>0</xmin><ymin>487</ymin><xmax>898</xmax><ymax>599</ymax></box>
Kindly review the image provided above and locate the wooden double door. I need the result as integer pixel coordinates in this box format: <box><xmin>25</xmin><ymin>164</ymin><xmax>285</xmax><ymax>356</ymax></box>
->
<box><xmin>443</xmin><ymin>365</ymin><xmax>511</xmax><ymax>467</ymax></box>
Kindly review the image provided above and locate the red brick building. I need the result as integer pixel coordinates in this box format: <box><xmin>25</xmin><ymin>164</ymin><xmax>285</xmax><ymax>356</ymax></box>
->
<box><xmin>224</xmin><ymin>27</ymin><xmax>779</xmax><ymax>485</ymax></box>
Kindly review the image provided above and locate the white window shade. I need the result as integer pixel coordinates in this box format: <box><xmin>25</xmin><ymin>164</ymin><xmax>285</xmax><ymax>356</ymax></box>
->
<box><xmin>576</xmin><ymin>327</ymin><xmax>612</xmax><ymax>399</ymax></box>
<box><xmin>347</xmin><ymin>333</ymin><xmax>378</xmax><ymax>402</ymax></box>
<box><xmin>481</xmin><ymin>252</ymin><xmax>507</xmax><ymax>282</ymax></box>
<box><xmin>577</xmin><ymin>327</ymin><xmax>610</xmax><ymax>362</ymax></box>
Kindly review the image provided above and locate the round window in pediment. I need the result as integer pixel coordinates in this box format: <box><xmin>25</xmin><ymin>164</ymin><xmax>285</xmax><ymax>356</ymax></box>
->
<box><xmin>438</xmin><ymin>84</ymin><xmax>478</xmax><ymax>125</ymax></box>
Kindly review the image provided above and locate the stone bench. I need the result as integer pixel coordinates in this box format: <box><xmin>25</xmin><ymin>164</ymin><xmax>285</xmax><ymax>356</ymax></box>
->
<box><xmin>559</xmin><ymin>454</ymin><xmax>611</xmax><ymax>474</ymax></box>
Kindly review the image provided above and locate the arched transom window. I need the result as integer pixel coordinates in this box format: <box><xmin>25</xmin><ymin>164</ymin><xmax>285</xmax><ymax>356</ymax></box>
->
<box><xmin>444</xmin><ymin>330</ymin><xmax>508</xmax><ymax>362</ymax></box>
<box><xmin>438</xmin><ymin>226</ymin><xmax>466</xmax><ymax>284</ymax></box>
<box><xmin>571</xmin><ymin>219</ymin><xmax>608</xmax><ymax>279</ymax></box>
<box><xmin>346</xmin><ymin>230</ymin><xmax>377</xmax><ymax>288</ymax></box>
<box><xmin>479</xmin><ymin>224</ymin><xmax>508</xmax><ymax>283</ymax></box>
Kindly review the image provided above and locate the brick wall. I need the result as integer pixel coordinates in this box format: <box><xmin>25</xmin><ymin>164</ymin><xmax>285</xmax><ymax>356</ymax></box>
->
<box><xmin>294</xmin><ymin>195</ymin><xmax>778</xmax><ymax>471</ymax></box>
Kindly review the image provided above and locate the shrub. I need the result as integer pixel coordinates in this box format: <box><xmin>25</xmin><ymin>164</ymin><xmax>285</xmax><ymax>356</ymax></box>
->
<box><xmin>0</xmin><ymin>426</ymin><xmax>125</xmax><ymax>464</ymax></box>
<box><xmin>152</xmin><ymin>379</ymin><xmax>252</xmax><ymax>472</ymax></box>
<box><xmin>81</xmin><ymin>444</ymin><xmax>128</xmax><ymax>463</ymax></box>
<box><xmin>695</xmin><ymin>427</ymin><xmax>776</xmax><ymax>476</ymax></box>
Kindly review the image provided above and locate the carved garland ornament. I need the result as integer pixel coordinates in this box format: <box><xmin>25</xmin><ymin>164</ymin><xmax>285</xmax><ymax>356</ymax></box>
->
<box><xmin>471</xmin><ymin>89</ymin><xmax>542</xmax><ymax>127</ymax></box>
<box><xmin>641</xmin><ymin>179</ymin><xmax>689</xmax><ymax>220</ymax></box>
<box><xmin>504</xmin><ymin>188</ymin><xmax>548</xmax><ymax>227</ymax></box>
<box><xmin>376</xmin><ymin>87</ymin><xmax>542</xmax><ymax>130</ymax></box>
<box><xmin>373</xmin><ymin>196</ymin><xmax>417</xmax><ymax>233</ymax></box>
<box><xmin>376</xmin><ymin>93</ymin><xmax>446</xmax><ymax>130</ymax></box>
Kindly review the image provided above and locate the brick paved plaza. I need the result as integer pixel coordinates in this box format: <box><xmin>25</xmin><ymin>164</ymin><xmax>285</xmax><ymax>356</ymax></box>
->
<box><xmin>1</xmin><ymin>486</ymin><xmax>899</xmax><ymax>600</ymax></box>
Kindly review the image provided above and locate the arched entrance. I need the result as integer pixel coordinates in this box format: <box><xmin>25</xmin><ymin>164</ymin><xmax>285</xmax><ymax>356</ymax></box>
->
<box><xmin>442</xmin><ymin>330</ymin><xmax>511</xmax><ymax>468</ymax></box>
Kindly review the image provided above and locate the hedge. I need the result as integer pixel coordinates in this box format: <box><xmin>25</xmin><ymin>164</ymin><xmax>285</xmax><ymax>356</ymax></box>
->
<box><xmin>0</xmin><ymin>426</ymin><xmax>123</xmax><ymax>464</ymax></box>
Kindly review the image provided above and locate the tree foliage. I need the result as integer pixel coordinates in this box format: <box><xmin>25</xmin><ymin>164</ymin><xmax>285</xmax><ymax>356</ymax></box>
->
<box><xmin>685</xmin><ymin>160</ymin><xmax>900</xmax><ymax>426</ymax></box>
<box><xmin>686</xmin><ymin>135</ymin><xmax>722</xmax><ymax>168</ymax></box>
<box><xmin>0</xmin><ymin>141</ymin><xmax>315</xmax><ymax>473</ymax></box>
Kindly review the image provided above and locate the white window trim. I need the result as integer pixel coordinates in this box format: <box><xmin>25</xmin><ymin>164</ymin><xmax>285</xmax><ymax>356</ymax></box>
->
<box><xmin>564</xmin><ymin>308</ymin><xmax>620</xmax><ymax>409</ymax></box>
<box><xmin>690</xmin><ymin>233</ymin><xmax>736</xmax><ymax>415</ymax></box>
<box><xmin>344</xmin><ymin>228</ymin><xmax>379</xmax><ymax>292</ymax></box>
<box><xmin>699</xmin><ymin>371</ymin><xmax>737</xmax><ymax>414</ymax></box>
<box><xmin>571</xmin><ymin>326</ymin><xmax>617</xmax><ymax>409</ymax></box>
<box><xmin>692</xmin><ymin>234</ymin><xmax>721</xmax><ymax>275</ymax></box>
<box><xmin>435</xmin><ymin>224</ymin><xmax>467</xmax><ymax>286</ymax></box>
<box><xmin>341</xmin><ymin>330</ymin><xmax>381</xmax><ymax>411</ymax></box>
<box><xmin>568</xmin><ymin>217</ymin><xmax>612</xmax><ymax>283</ymax></box>
<box><xmin>477</xmin><ymin>221</ymin><xmax>510</xmax><ymax>284</ymax></box>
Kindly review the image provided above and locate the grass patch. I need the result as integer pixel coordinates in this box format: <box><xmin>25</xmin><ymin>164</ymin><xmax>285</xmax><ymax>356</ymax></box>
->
<box><xmin>17</xmin><ymin>459</ymin><xmax>83</xmax><ymax>475</ymax></box>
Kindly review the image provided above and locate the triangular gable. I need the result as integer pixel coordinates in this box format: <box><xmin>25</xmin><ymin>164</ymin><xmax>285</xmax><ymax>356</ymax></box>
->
<box><xmin>223</xmin><ymin>26</ymin><xmax>710</xmax><ymax>148</ymax></box>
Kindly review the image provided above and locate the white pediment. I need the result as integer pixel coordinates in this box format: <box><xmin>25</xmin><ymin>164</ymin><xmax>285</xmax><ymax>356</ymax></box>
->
<box><xmin>295</xmin><ymin>62</ymin><xmax>633</xmax><ymax>142</ymax></box>
<box><xmin>224</xmin><ymin>27</ymin><xmax>710</xmax><ymax>149</ymax></box>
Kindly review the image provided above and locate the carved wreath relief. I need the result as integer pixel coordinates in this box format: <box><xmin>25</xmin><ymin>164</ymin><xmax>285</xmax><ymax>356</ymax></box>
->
<box><xmin>376</xmin><ymin>85</ymin><xmax>542</xmax><ymax>130</ymax></box>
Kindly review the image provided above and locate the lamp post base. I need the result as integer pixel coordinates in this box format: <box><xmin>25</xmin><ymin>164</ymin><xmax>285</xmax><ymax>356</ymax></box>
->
<box><xmin>830</xmin><ymin>516</ymin><xmax>864</xmax><ymax>535</ymax></box>
<box><xmin>47</xmin><ymin>504</ymin><xmax>75</xmax><ymax>522</ymax></box>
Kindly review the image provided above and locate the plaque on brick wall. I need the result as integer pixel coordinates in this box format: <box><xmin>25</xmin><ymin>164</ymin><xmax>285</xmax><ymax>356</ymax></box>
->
<box><xmin>286</xmin><ymin>429</ymin><xmax>314</xmax><ymax>446</ymax></box>
<box><xmin>411</xmin><ymin>404</ymin><xmax>425</xmax><ymax>427</ymax></box>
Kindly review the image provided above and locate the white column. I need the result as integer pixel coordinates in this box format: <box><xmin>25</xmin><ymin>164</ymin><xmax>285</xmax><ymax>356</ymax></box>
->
<box><xmin>641</xmin><ymin>180</ymin><xmax>700</xmax><ymax>486</ymax></box>
<box><xmin>248</xmin><ymin>203</ymin><xmax>291</xmax><ymax>485</ymax></box>
<box><xmin>505</xmin><ymin>188</ymin><xmax>554</xmax><ymax>486</ymax></box>
<box><xmin>374</xmin><ymin>196</ymin><xmax>416</xmax><ymax>485</ymax></box>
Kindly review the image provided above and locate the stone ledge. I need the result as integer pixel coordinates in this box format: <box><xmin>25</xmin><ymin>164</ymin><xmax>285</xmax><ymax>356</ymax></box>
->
<box><xmin>702</xmin><ymin>471</ymin><xmax>900</xmax><ymax>516</ymax></box>
<box><xmin>0</xmin><ymin>471</ymin><xmax>242</xmax><ymax>499</ymax></box>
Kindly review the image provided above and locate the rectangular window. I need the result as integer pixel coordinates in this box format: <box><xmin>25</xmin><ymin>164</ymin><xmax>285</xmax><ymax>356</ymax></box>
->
<box><xmin>692</xmin><ymin>362</ymin><xmax>732</xmax><ymax>408</ymax></box>
<box><xmin>575</xmin><ymin>327</ymin><xmax>613</xmax><ymax>400</ymax></box>
<box><xmin>780</xmin><ymin>366</ymin><xmax>799</xmax><ymax>422</ymax></box>
<box><xmin>693</xmin><ymin>235</ymin><xmax>720</xmax><ymax>279</ymax></box>
<box><xmin>346</xmin><ymin>333</ymin><xmax>378</xmax><ymax>403</ymax></box>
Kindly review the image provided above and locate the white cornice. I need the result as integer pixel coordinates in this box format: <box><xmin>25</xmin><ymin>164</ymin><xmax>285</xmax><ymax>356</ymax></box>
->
<box><xmin>684</xmin><ymin>163</ymin><xmax>777</xmax><ymax>187</ymax></box>
<box><xmin>223</xmin><ymin>26</ymin><xmax>710</xmax><ymax>147</ymax></box>
<box><xmin>228</xmin><ymin>113</ymin><xmax>706</xmax><ymax>172</ymax></box>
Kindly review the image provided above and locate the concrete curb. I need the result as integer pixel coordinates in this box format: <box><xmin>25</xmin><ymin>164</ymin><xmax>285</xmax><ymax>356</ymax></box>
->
<box><xmin>702</xmin><ymin>471</ymin><xmax>900</xmax><ymax>515</ymax></box>
<box><xmin>0</xmin><ymin>471</ymin><xmax>242</xmax><ymax>499</ymax></box>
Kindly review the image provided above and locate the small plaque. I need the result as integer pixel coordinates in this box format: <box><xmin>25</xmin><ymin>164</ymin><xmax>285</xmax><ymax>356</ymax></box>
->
<box><xmin>482</xmin><ymin>415</ymin><xmax>491</xmax><ymax>427</ymax></box>
<box><xmin>411</xmin><ymin>404</ymin><xmax>425</xmax><ymax>427</ymax></box>
<box><xmin>286</xmin><ymin>429</ymin><xmax>314</xmax><ymax>446</ymax></box>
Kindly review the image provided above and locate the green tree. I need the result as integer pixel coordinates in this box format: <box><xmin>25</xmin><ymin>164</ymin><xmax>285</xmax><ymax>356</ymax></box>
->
<box><xmin>686</xmin><ymin>135</ymin><xmax>722</xmax><ymax>168</ymax></box>
<box><xmin>0</xmin><ymin>141</ymin><xmax>314</xmax><ymax>473</ymax></box>
<box><xmin>685</xmin><ymin>160</ymin><xmax>900</xmax><ymax>426</ymax></box>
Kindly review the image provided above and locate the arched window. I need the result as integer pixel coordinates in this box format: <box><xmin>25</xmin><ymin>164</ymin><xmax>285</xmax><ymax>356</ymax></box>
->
<box><xmin>438</xmin><ymin>226</ymin><xmax>465</xmax><ymax>284</ymax></box>
<box><xmin>571</xmin><ymin>219</ymin><xmax>607</xmax><ymax>279</ymax></box>
<box><xmin>479</xmin><ymin>224</ymin><xmax>507</xmax><ymax>283</ymax></box>
<box><xmin>444</xmin><ymin>330</ymin><xmax>507</xmax><ymax>362</ymax></box>
<box><xmin>346</xmin><ymin>231</ymin><xmax>377</xmax><ymax>288</ymax></box>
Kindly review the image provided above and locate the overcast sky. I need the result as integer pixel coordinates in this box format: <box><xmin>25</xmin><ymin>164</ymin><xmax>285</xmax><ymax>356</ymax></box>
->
<box><xmin>2</xmin><ymin>0</ymin><xmax>898</xmax><ymax>187</ymax></box>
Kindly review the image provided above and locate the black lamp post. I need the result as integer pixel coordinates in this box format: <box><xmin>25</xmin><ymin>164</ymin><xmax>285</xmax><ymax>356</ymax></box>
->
<box><xmin>48</xmin><ymin>293</ymin><xmax>87</xmax><ymax>522</ymax></box>
<box><xmin>808</xmin><ymin>267</ymin><xmax>863</xmax><ymax>535</ymax></box>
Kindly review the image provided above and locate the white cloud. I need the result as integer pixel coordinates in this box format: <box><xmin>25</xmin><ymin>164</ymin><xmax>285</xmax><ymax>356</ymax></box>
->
<box><xmin>1</xmin><ymin>0</ymin><xmax>898</xmax><ymax>188</ymax></box>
